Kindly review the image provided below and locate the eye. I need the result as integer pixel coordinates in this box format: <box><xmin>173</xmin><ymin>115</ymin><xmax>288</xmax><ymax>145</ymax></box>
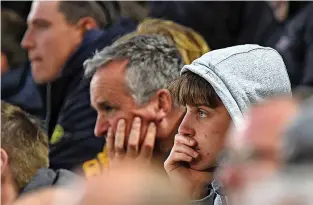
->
<box><xmin>101</xmin><ymin>105</ymin><xmax>114</xmax><ymax>112</ymax></box>
<box><xmin>198</xmin><ymin>109</ymin><xmax>208</xmax><ymax>118</ymax></box>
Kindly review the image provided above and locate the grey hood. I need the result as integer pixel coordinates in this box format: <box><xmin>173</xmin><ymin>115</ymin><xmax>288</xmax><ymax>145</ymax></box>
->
<box><xmin>181</xmin><ymin>44</ymin><xmax>292</xmax><ymax>127</ymax></box>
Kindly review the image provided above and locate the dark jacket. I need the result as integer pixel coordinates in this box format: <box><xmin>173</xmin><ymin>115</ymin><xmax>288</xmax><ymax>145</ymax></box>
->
<box><xmin>271</xmin><ymin>3</ymin><xmax>313</xmax><ymax>88</ymax></box>
<box><xmin>1</xmin><ymin>65</ymin><xmax>43</xmax><ymax>117</ymax></box>
<box><xmin>2</xmin><ymin>18</ymin><xmax>136</xmax><ymax>172</ymax></box>
<box><xmin>45</xmin><ymin>18</ymin><xmax>136</xmax><ymax>171</ymax></box>
<box><xmin>148</xmin><ymin>1</ymin><xmax>276</xmax><ymax>50</ymax></box>
<box><xmin>20</xmin><ymin>168</ymin><xmax>78</xmax><ymax>194</ymax></box>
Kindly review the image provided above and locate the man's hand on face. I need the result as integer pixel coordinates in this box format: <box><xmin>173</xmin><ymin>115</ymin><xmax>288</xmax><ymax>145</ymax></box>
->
<box><xmin>106</xmin><ymin>117</ymin><xmax>156</xmax><ymax>168</ymax></box>
<box><xmin>164</xmin><ymin>134</ymin><xmax>212</xmax><ymax>199</ymax></box>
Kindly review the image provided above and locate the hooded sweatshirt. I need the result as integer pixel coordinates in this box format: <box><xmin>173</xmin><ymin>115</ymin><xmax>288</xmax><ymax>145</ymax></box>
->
<box><xmin>181</xmin><ymin>44</ymin><xmax>292</xmax><ymax>205</ymax></box>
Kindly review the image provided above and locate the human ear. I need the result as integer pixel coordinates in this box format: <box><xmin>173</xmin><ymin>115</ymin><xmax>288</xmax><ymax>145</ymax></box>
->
<box><xmin>155</xmin><ymin>89</ymin><xmax>173</xmax><ymax>122</ymax></box>
<box><xmin>77</xmin><ymin>17</ymin><xmax>99</xmax><ymax>32</ymax></box>
<box><xmin>1</xmin><ymin>148</ymin><xmax>9</xmax><ymax>175</ymax></box>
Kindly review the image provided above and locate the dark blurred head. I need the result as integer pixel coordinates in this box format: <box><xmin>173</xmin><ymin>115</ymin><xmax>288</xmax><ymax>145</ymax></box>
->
<box><xmin>1</xmin><ymin>9</ymin><xmax>27</xmax><ymax>73</ymax></box>
<box><xmin>21</xmin><ymin>1</ymin><xmax>106</xmax><ymax>83</ymax></box>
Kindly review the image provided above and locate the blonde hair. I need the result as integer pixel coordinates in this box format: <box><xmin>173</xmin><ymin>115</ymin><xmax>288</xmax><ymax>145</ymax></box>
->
<box><xmin>1</xmin><ymin>101</ymin><xmax>49</xmax><ymax>191</ymax></box>
<box><xmin>117</xmin><ymin>18</ymin><xmax>210</xmax><ymax>64</ymax></box>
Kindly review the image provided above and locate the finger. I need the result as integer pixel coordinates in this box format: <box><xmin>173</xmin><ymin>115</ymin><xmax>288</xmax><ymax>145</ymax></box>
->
<box><xmin>165</xmin><ymin>152</ymin><xmax>193</xmax><ymax>170</ymax></box>
<box><xmin>173</xmin><ymin>143</ymin><xmax>199</xmax><ymax>158</ymax></box>
<box><xmin>127</xmin><ymin>117</ymin><xmax>141</xmax><ymax>157</ymax></box>
<box><xmin>175</xmin><ymin>134</ymin><xmax>196</xmax><ymax>147</ymax></box>
<box><xmin>115</xmin><ymin>119</ymin><xmax>126</xmax><ymax>157</ymax></box>
<box><xmin>106</xmin><ymin>127</ymin><xmax>114</xmax><ymax>159</ymax></box>
<box><xmin>139</xmin><ymin>122</ymin><xmax>156</xmax><ymax>161</ymax></box>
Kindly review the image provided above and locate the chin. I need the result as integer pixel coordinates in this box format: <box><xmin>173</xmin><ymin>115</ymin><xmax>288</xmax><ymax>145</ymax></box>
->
<box><xmin>189</xmin><ymin>160</ymin><xmax>212</xmax><ymax>171</ymax></box>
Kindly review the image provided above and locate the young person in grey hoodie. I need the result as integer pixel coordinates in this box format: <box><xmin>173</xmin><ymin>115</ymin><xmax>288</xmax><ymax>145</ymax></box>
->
<box><xmin>164</xmin><ymin>44</ymin><xmax>292</xmax><ymax>205</ymax></box>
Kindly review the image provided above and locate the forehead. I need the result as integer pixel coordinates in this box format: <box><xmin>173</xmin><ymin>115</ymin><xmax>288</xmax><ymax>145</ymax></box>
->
<box><xmin>28</xmin><ymin>1</ymin><xmax>61</xmax><ymax>23</ymax></box>
<box><xmin>90</xmin><ymin>60</ymin><xmax>131</xmax><ymax>101</ymax></box>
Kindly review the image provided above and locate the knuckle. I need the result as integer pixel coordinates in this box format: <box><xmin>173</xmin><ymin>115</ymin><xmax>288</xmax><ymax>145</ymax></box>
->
<box><xmin>115</xmin><ymin>146</ymin><xmax>125</xmax><ymax>154</ymax></box>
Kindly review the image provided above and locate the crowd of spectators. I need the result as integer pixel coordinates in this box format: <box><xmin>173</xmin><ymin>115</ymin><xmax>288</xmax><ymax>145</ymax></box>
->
<box><xmin>1</xmin><ymin>1</ymin><xmax>313</xmax><ymax>205</ymax></box>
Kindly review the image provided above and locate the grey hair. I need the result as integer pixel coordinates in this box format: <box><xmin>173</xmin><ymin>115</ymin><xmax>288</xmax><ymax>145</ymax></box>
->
<box><xmin>84</xmin><ymin>34</ymin><xmax>183</xmax><ymax>104</ymax></box>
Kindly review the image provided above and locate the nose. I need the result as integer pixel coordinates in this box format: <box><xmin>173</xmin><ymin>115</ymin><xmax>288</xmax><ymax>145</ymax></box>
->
<box><xmin>21</xmin><ymin>29</ymin><xmax>35</xmax><ymax>50</ymax></box>
<box><xmin>178</xmin><ymin>114</ymin><xmax>195</xmax><ymax>137</ymax></box>
<box><xmin>94</xmin><ymin>115</ymin><xmax>110</xmax><ymax>137</ymax></box>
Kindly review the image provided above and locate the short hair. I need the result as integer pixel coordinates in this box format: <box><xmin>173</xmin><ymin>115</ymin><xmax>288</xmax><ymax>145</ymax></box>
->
<box><xmin>168</xmin><ymin>71</ymin><xmax>221</xmax><ymax>108</ymax></box>
<box><xmin>58</xmin><ymin>1</ymin><xmax>108</xmax><ymax>28</ymax></box>
<box><xmin>1</xmin><ymin>9</ymin><xmax>27</xmax><ymax>69</ymax></box>
<box><xmin>1</xmin><ymin>101</ymin><xmax>49</xmax><ymax>191</ymax></box>
<box><xmin>117</xmin><ymin>18</ymin><xmax>210</xmax><ymax>65</ymax></box>
<box><xmin>84</xmin><ymin>34</ymin><xmax>183</xmax><ymax>104</ymax></box>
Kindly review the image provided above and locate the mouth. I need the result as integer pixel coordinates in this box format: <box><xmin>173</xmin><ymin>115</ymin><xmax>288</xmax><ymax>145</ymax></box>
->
<box><xmin>30</xmin><ymin>57</ymin><xmax>42</xmax><ymax>62</ymax></box>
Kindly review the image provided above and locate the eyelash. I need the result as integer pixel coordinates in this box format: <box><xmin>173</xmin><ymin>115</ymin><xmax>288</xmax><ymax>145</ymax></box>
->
<box><xmin>198</xmin><ymin>109</ymin><xmax>208</xmax><ymax>118</ymax></box>
<box><xmin>100</xmin><ymin>105</ymin><xmax>114</xmax><ymax>113</ymax></box>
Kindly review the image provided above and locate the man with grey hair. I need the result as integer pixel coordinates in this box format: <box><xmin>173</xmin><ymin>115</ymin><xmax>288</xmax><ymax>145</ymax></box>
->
<box><xmin>84</xmin><ymin>34</ymin><xmax>186</xmax><ymax>166</ymax></box>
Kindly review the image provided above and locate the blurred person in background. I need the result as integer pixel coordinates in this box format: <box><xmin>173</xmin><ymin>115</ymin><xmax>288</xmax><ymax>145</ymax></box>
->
<box><xmin>1</xmin><ymin>8</ymin><xmax>27</xmax><ymax>74</ymax></box>
<box><xmin>218</xmin><ymin>96</ymin><xmax>299</xmax><ymax>203</ymax></box>
<box><xmin>82</xmin><ymin>20</ymin><xmax>209</xmax><ymax>177</ymax></box>
<box><xmin>282</xmin><ymin>95</ymin><xmax>313</xmax><ymax>166</ymax></box>
<box><xmin>12</xmin><ymin>164</ymin><xmax>187</xmax><ymax>205</ymax></box>
<box><xmin>148</xmin><ymin>1</ymin><xmax>277</xmax><ymax>50</ymax></box>
<box><xmin>163</xmin><ymin>45</ymin><xmax>291</xmax><ymax>204</ymax></box>
<box><xmin>233</xmin><ymin>168</ymin><xmax>313</xmax><ymax>205</ymax></box>
<box><xmin>1</xmin><ymin>101</ymin><xmax>78</xmax><ymax>205</ymax></box>
<box><xmin>270</xmin><ymin>2</ymin><xmax>313</xmax><ymax>88</ymax></box>
<box><xmin>118</xmin><ymin>18</ymin><xmax>210</xmax><ymax>65</ymax></box>
<box><xmin>1</xmin><ymin>8</ymin><xmax>42</xmax><ymax>116</ymax></box>
<box><xmin>221</xmin><ymin>90</ymin><xmax>313</xmax><ymax>204</ymax></box>
<box><xmin>19</xmin><ymin>0</ymin><xmax>136</xmax><ymax>172</ymax></box>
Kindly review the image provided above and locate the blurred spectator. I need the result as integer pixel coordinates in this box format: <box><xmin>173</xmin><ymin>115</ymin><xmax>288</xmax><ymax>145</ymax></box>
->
<box><xmin>17</xmin><ymin>0</ymin><xmax>136</xmax><ymax>171</ymax></box>
<box><xmin>164</xmin><ymin>45</ymin><xmax>291</xmax><ymax>204</ymax></box>
<box><xmin>219</xmin><ymin>96</ymin><xmax>298</xmax><ymax>203</ymax></box>
<box><xmin>83</xmin><ymin>35</ymin><xmax>185</xmax><ymax>172</ymax></box>
<box><xmin>233</xmin><ymin>168</ymin><xmax>313</xmax><ymax>205</ymax></box>
<box><xmin>118</xmin><ymin>18</ymin><xmax>210</xmax><ymax>64</ymax></box>
<box><xmin>12</xmin><ymin>164</ymin><xmax>187</xmax><ymax>205</ymax></box>
<box><xmin>1</xmin><ymin>1</ymin><xmax>32</xmax><ymax>21</ymax></box>
<box><xmin>282</xmin><ymin>95</ymin><xmax>313</xmax><ymax>165</ymax></box>
<box><xmin>270</xmin><ymin>3</ymin><xmax>313</xmax><ymax>88</ymax></box>
<box><xmin>1</xmin><ymin>101</ymin><xmax>78</xmax><ymax>205</ymax></box>
<box><xmin>1</xmin><ymin>9</ymin><xmax>27</xmax><ymax>74</ymax></box>
<box><xmin>148</xmin><ymin>1</ymin><xmax>277</xmax><ymax>50</ymax></box>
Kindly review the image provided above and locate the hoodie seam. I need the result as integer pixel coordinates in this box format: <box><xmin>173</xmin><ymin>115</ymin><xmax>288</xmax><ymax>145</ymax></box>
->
<box><xmin>213</xmin><ymin>47</ymin><xmax>275</xmax><ymax>67</ymax></box>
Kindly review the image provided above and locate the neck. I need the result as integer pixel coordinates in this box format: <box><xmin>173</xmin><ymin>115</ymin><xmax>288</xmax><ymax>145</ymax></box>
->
<box><xmin>1</xmin><ymin>180</ymin><xmax>18</xmax><ymax>205</ymax></box>
<box><xmin>191</xmin><ymin>171</ymin><xmax>215</xmax><ymax>200</ymax></box>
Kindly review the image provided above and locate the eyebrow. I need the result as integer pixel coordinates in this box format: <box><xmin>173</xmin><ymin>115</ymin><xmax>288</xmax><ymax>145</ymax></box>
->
<box><xmin>94</xmin><ymin>100</ymin><xmax>116</xmax><ymax>109</ymax></box>
<box><xmin>29</xmin><ymin>18</ymin><xmax>51</xmax><ymax>27</ymax></box>
<box><xmin>194</xmin><ymin>104</ymin><xmax>212</xmax><ymax>108</ymax></box>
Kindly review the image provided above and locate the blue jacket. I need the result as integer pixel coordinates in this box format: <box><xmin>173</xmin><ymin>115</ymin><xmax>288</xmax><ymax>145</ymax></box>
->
<box><xmin>1</xmin><ymin>64</ymin><xmax>43</xmax><ymax>117</ymax></box>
